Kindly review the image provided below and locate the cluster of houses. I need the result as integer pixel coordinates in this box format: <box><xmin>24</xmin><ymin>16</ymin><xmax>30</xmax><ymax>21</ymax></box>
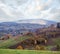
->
<box><xmin>35</xmin><ymin>23</ymin><xmax>60</xmax><ymax>38</ymax></box>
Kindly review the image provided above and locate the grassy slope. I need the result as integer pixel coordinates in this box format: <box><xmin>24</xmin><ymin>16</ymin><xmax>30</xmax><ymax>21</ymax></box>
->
<box><xmin>0</xmin><ymin>35</ymin><xmax>60</xmax><ymax>50</ymax></box>
<box><xmin>0</xmin><ymin>36</ymin><xmax>32</xmax><ymax>48</ymax></box>
<box><xmin>53</xmin><ymin>38</ymin><xmax>60</xmax><ymax>45</ymax></box>
<box><xmin>0</xmin><ymin>49</ymin><xmax>60</xmax><ymax>54</ymax></box>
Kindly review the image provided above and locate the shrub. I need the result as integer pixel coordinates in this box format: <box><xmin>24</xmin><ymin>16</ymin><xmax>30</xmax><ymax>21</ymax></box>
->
<box><xmin>35</xmin><ymin>45</ymin><xmax>46</xmax><ymax>50</ymax></box>
<box><xmin>17</xmin><ymin>45</ymin><xmax>23</xmax><ymax>49</ymax></box>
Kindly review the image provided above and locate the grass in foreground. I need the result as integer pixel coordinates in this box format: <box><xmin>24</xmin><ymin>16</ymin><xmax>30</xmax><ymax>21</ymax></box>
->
<box><xmin>0</xmin><ymin>49</ymin><xmax>60</xmax><ymax>54</ymax></box>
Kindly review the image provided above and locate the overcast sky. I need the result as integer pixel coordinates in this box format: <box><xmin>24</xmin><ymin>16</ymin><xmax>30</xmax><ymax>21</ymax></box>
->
<box><xmin>0</xmin><ymin>0</ymin><xmax>60</xmax><ymax>22</ymax></box>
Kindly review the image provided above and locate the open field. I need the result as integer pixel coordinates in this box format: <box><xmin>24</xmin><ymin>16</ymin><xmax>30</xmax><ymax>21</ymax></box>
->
<box><xmin>0</xmin><ymin>49</ymin><xmax>60</xmax><ymax>54</ymax></box>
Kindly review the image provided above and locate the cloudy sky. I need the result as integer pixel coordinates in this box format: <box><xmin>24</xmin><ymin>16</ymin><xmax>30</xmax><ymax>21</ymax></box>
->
<box><xmin>0</xmin><ymin>0</ymin><xmax>60</xmax><ymax>22</ymax></box>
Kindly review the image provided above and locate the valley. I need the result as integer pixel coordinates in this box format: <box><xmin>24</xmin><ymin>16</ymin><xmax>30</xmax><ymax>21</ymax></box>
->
<box><xmin>0</xmin><ymin>21</ymin><xmax>60</xmax><ymax>51</ymax></box>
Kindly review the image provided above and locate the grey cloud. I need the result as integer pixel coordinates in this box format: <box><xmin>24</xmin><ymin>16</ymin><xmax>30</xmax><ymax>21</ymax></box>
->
<box><xmin>0</xmin><ymin>0</ymin><xmax>60</xmax><ymax>22</ymax></box>
<box><xmin>53</xmin><ymin>15</ymin><xmax>60</xmax><ymax>22</ymax></box>
<box><xmin>16</xmin><ymin>0</ymin><xmax>28</xmax><ymax>5</ymax></box>
<box><xmin>40</xmin><ymin>0</ymin><xmax>60</xmax><ymax>11</ymax></box>
<box><xmin>50</xmin><ymin>8</ymin><xmax>60</xmax><ymax>22</ymax></box>
<box><xmin>33</xmin><ymin>10</ymin><xmax>41</xmax><ymax>16</ymax></box>
<box><xmin>57</xmin><ymin>0</ymin><xmax>60</xmax><ymax>3</ymax></box>
<box><xmin>50</xmin><ymin>8</ymin><xmax>60</xmax><ymax>14</ymax></box>
<box><xmin>0</xmin><ymin>0</ymin><xmax>28</xmax><ymax>6</ymax></box>
<box><xmin>0</xmin><ymin>0</ymin><xmax>28</xmax><ymax>11</ymax></box>
<box><xmin>11</xmin><ymin>11</ymin><xmax>24</xmax><ymax>18</ymax></box>
<box><xmin>0</xmin><ymin>8</ymin><xmax>12</xmax><ymax>18</ymax></box>
<box><xmin>41</xmin><ymin>5</ymin><xmax>51</xmax><ymax>10</ymax></box>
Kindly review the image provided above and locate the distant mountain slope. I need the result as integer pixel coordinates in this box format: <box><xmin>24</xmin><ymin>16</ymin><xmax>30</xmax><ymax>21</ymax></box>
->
<box><xmin>0</xmin><ymin>19</ymin><xmax>56</xmax><ymax>36</ymax></box>
<box><xmin>0</xmin><ymin>19</ymin><xmax>56</xmax><ymax>26</ymax></box>
<box><xmin>16</xmin><ymin>19</ymin><xmax>56</xmax><ymax>25</ymax></box>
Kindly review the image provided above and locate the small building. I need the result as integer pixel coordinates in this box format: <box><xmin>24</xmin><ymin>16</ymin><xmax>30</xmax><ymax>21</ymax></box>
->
<box><xmin>57</xmin><ymin>23</ymin><xmax>60</xmax><ymax>28</ymax></box>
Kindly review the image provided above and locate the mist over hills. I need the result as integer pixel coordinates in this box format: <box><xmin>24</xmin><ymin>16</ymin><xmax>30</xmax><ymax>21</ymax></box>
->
<box><xmin>0</xmin><ymin>19</ymin><xmax>56</xmax><ymax>36</ymax></box>
<box><xmin>0</xmin><ymin>19</ymin><xmax>56</xmax><ymax>26</ymax></box>
<box><xmin>16</xmin><ymin>19</ymin><xmax>56</xmax><ymax>25</ymax></box>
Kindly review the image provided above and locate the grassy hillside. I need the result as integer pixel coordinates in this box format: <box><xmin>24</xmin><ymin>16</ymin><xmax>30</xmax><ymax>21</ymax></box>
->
<box><xmin>0</xmin><ymin>36</ymin><xmax>32</xmax><ymax>48</ymax></box>
<box><xmin>0</xmin><ymin>35</ymin><xmax>60</xmax><ymax>50</ymax></box>
<box><xmin>53</xmin><ymin>38</ymin><xmax>60</xmax><ymax>46</ymax></box>
<box><xmin>0</xmin><ymin>49</ymin><xmax>60</xmax><ymax>54</ymax></box>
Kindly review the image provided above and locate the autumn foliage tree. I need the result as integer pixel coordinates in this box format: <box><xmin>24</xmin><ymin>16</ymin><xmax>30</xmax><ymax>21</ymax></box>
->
<box><xmin>17</xmin><ymin>45</ymin><xmax>24</xmax><ymax>50</ymax></box>
<box><xmin>35</xmin><ymin>45</ymin><xmax>46</xmax><ymax>50</ymax></box>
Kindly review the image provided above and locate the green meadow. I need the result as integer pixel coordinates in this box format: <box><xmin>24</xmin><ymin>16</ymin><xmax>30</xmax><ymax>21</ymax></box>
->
<box><xmin>0</xmin><ymin>49</ymin><xmax>60</xmax><ymax>54</ymax></box>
